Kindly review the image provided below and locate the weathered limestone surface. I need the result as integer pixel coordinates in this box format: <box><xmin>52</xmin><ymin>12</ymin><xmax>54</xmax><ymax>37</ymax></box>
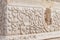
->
<box><xmin>0</xmin><ymin>0</ymin><xmax>7</xmax><ymax>35</ymax></box>
<box><xmin>6</xmin><ymin>5</ymin><xmax>60</xmax><ymax>35</ymax></box>
<box><xmin>0</xmin><ymin>0</ymin><xmax>60</xmax><ymax>40</ymax></box>
<box><xmin>6</xmin><ymin>0</ymin><xmax>60</xmax><ymax>35</ymax></box>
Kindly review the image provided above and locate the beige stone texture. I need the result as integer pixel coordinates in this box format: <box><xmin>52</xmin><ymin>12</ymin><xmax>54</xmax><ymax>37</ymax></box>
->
<box><xmin>0</xmin><ymin>0</ymin><xmax>60</xmax><ymax>40</ymax></box>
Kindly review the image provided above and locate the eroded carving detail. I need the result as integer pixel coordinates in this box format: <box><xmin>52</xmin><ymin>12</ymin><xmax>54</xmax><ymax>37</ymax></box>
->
<box><xmin>0</xmin><ymin>5</ymin><xmax>60</xmax><ymax>35</ymax></box>
<box><xmin>44</xmin><ymin>8</ymin><xmax>52</xmax><ymax>25</ymax></box>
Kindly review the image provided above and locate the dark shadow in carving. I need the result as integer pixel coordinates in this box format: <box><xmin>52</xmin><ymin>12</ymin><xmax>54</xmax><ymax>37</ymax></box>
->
<box><xmin>44</xmin><ymin>8</ymin><xmax>52</xmax><ymax>25</ymax></box>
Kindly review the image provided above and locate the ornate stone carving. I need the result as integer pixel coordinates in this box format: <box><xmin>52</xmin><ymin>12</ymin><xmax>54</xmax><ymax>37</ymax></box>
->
<box><xmin>5</xmin><ymin>6</ymin><xmax>60</xmax><ymax>35</ymax></box>
<box><xmin>7</xmin><ymin>6</ymin><xmax>44</xmax><ymax>35</ymax></box>
<box><xmin>0</xmin><ymin>0</ymin><xmax>60</xmax><ymax>40</ymax></box>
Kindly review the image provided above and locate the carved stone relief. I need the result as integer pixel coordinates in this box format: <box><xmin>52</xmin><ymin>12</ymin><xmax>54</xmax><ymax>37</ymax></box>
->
<box><xmin>5</xmin><ymin>6</ymin><xmax>60</xmax><ymax>35</ymax></box>
<box><xmin>6</xmin><ymin>6</ymin><xmax>45</xmax><ymax>35</ymax></box>
<box><xmin>0</xmin><ymin>0</ymin><xmax>60</xmax><ymax>40</ymax></box>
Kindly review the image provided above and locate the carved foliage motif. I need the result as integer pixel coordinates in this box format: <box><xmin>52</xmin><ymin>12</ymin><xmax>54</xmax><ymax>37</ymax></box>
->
<box><xmin>6</xmin><ymin>6</ymin><xmax>60</xmax><ymax>35</ymax></box>
<box><xmin>7</xmin><ymin>6</ymin><xmax>45</xmax><ymax>35</ymax></box>
<box><xmin>0</xmin><ymin>5</ymin><xmax>60</xmax><ymax>35</ymax></box>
